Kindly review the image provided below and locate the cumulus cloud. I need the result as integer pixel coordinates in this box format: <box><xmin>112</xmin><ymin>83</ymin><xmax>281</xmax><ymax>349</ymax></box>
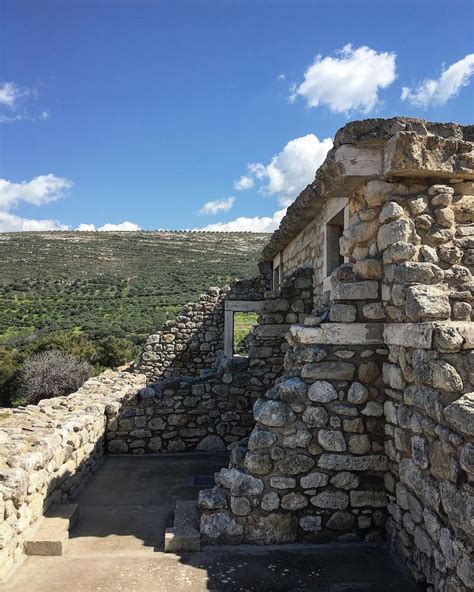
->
<box><xmin>235</xmin><ymin>134</ymin><xmax>332</xmax><ymax>206</ymax></box>
<box><xmin>198</xmin><ymin>196</ymin><xmax>235</xmax><ymax>215</ymax></box>
<box><xmin>198</xmin><ymin>208</ymin><xmax>286</xmax><ymax>233</ymax></box>
<box><xmin>401</xmin><ymin>53</ymin><xmax>474</xmax><ymax>107</ymax></box>
<box><xmin>77</xmin><ymin>222</ymin><xmax>141</xmax><ymax>232</ymax></box>
<box><xmin>0</xmin><ymin>174</ymin><xmax>72</xmax><ymax>210</ymax></box>
<box><xmin>0</xmin><ymin>211</ymin><xmax>68</xmax><ymax>232</ymax></box>
<box><xmin>234</xmin><ymin>175</ymin><xmax>255</xmax><ymax>191</ymax></box>
<box><xmin>290</xmin><ymin>44</ymin><xmax>396</xmax><ymax>114</ymax></box>
<box><xmin>0</xmin><ymin>82</ymin><xmax>24</xmax><ymax>108</ymax></box>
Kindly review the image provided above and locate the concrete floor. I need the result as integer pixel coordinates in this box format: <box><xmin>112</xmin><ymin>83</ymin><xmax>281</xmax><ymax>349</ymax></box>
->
<box><xmin>6</xmin><ymin>454</ymin><xmax>422</xmax><ymax>592</ymax></box>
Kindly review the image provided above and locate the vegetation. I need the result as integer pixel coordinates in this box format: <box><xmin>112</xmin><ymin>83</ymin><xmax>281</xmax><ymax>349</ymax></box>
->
<box><xmin>233</xmin><ymin>312</ymin><xmax>259</xmax><ymax>356</ymax></box>
<box><xmin>0</xmin><ymin>231</ymin><xmax>268</xmax><ymax>406</ymax></box>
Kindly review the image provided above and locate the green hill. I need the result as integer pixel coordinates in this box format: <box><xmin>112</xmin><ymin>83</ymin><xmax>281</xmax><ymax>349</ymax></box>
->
<box><xmin>0</xmin><ymin>231</ymin><xmax>269</xmax><ymax>347</ymax></box>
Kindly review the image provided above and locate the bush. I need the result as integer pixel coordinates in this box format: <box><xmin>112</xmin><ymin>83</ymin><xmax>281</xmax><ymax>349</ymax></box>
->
<box><xmin>94</xmin><ymin>336</ymin><xmax>138</xmax><ymax>369</ymax></box>
<box><xmin>16</xmin><ymin>350</ymin><xmax>92</xmax><ymax>405</ymax></box>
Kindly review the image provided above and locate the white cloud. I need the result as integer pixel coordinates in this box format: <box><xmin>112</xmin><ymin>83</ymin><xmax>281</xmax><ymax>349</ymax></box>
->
<box><xmin>96</xmin><ymin>221</ymin><xmax>141</xmax><ymax>231</ymax></box>
<box><xmin>234</xmin><ymin>175</ymin><xmax>255</xmax><ymax>191</ymax></box>
<box><xmin>0</xmin><ymin>211</ymin><xmax>68</xmax><ymax>232</ymax></box>
<box><xmin>235</xmin><ymin>134</ymin><xmax>332</xmax><ymax>206</ymax></box>
<box><xmin>0</xmin><ymin>81</ymin><xmax>49</xmax><ymax>123</ymax></box>
<box><xmin>0</xmin><ymin>82</ymin><xmax>25</xmax><ymax>108</ymax></box>
<box><xmin>198</xmin><ymin>208</ymin><xmax>286</xmax><ymax>233</ymax></box>
<box><xmin>0</xmin><ymin>174</ymin><xmax>72</xmax><ymax>210</ymax></box>
<box><xmin>290</xmin><ymin>44</ymin><xmax>396</xmax><ymax>114</ymax></box>
<box><xmin>277</xmin><ymin>74</ymin><xmax>286</xmax><ymax>81</ymax></box>
<box><xmin>198</xmin><ymin>196</ymin><xmax>235</xmax><ymax>215</ymax></box>
<box><xmin>401</xmin><ymin>53</ymin><xmax>474</xmax><ymax>107</ymax></box>
<box><xmin>76</xmin><ymin>223</ymin><xmax>97</xmax><ymax>231</ymax></box>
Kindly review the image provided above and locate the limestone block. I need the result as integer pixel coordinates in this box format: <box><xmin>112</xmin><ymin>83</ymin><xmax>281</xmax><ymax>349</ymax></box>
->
<box><xmin>276</xmin><ymin>454</ymin><xmax>315</xmax><ymax>476</ymax></box>
<box><xmin>432</xmin><ymin>360</ymin><xmax>463</xmax><ymax>392</ymax></box>
<box><xmin>300</xmin><ymin>471</ymin><xmax>329</xmax><ymax>489</ymax></box>
<box><xmin>301</xmin><ymin>361</ymin><xmax>355</xmax><ymax>381</ymax></box>
<box><xmin>253</xmin><ymin>399</ymin><xmax>296</xmax><ymax>428</ymax></box>
<box><xmin>245</xmin><ymin>513</ymin><xmax>297</xmax><ymax>544</ymax></box>
<box><xmin>200</xmin><ymin>511</ymin><xmax>243</xmax><ymax>544</ymax></box>
<box><xmin>378</xmin><ymin>219</ymin><xmax>412</xmax><ymax>251</ymax></box>
<box><xmin>394</xmin><ymin>262</ymin><xmax>444</xmax><ymax>285</ymax></box>
<box><xmin>302</xmin><ymin>406</ymin><xmax>328</xmax><ymax>428</ymax></box>
<box><xmin>289</xmin><ymin>323</ymin><xmax>384</xmax><ymax>347</ymax></box>
<box><xmin>365</xmin><ymin>180</ymin><xmax>405</xmax><ymax>207</ymax></box>
<box><xmin>311</xmin><ymin>491</ymin><xmax>349</xmax><ymax>510</ymax></box>
<box><xmin>329</xmin><ymin>304</ymin><xmax>356</xmax><ymax>323</ymax></box>
<box><xmin>451</xmin><ymin>195</ymin><xmax>474</xmax><ymax>223</ymax></box>
<box><xmin>380</xmin><ymin>202</ymin><xmax>404</xmax><ymax>223</ymax></box>
<box><xmin>308</xmin><ymin>381</ymin><xmax>338</xmax><ymax>403</ymax></box>
<box><xmin>405</xmin><ymin>286</ymin><xmax>451</xmax><ymax>322</ymax></box>
<box><xmin>281</xmin><ymin>492</ymin><xmax>308</xmax><ymax>510</ymax></box>
<box><xmin>330</xmin><ymin>281</ymin><xmax>379</xmax><ymax>301</ymax></box>
<box><xmin>318</xmin><ymin>454</ymin><xmax>387</xmax><ymax>472</ymax></box>
<box><xmin>317</xmin><ymin>429</ymin><xmax>346</xmax><ymax>452</ymax></box>
<box><xmin>444</xmin><ymin>393</ymin><xmax>474</xmax><ymax>436</ymax></box>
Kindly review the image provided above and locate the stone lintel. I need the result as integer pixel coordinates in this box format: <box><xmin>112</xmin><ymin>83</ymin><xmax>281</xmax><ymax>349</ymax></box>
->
<box><xmin>288</xmin><ymin>323</ymin><xmax>384</xmax><ymax>346</ymax></box>
<box><xmin>225</xmin><ymin>300</ymin><xmax>264</xmax><ymax>313</ymax></box>
<box><xmin>253</xmin><ymin>324</ymin><xmax>291</xmax><ymax>339</ymax></box>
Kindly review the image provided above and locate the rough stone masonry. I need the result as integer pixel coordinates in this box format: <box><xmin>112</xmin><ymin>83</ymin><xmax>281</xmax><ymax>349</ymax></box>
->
<box><xmin>1</xmin><ymin>117</ymin><xmax>473</xmax><ymax>592</ymax></box>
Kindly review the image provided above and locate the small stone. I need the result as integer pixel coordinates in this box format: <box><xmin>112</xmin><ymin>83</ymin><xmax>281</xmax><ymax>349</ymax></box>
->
<box><xmin>300</xmin><ymin>471</ymin><xmax>329</xmax><ymax>489</ymax></box>
<box><xmin>217</xmin><ymin>468</ymin><xmax>264</xmax><ymax>495</ymax></box>
<box><xmin>380</xmin><ymin>201</ymin><xmax>404</xmax><ymax>223</ymax></box>
<box><xmin>308</xmin><ymin>381</ymin><xmax>338</xmax><ymax>403</ymax></box>
<box><xmin>377</xmin><ymin>219</ymin><xmax>412</xmax><ymax>251</ymax></box>
<box><xmin>350</xmin><ymin>491</ymin><xmax>387</xmax><ymax>508</ymax></box>
<box><xmin>436</xmin><ymin>207</ymin><xmax>455</xmax><ymax>228</ymax></box>
<box><xmin>276</xmin><ymin>454</ymin><xmax>315</xmax><ymax>476</ymax></box>
<box><xmin>383</xmin><ymin>241</ymin><xmax>416</xmax><ymax>264</ymax></box>
<box><xmin>299</xmin><ymin>516</ymin><xmax>322</xmax><ymax>532</ymax></box>
<box><xmin>354</xmin><ymin>259</ymin><xmax>382</xmax><ymax>280</ymax></box>
<box><xmin>405</xmin><ymin>286</ymin><xmax>450</xmax><ymax>321</ymax></box>
<box><xmin>270</xmin><ymin>477</ymin><xmax>296</xmax><ymax>489</ymax></box>
<box><xmin>444</xmin><ymin>393</ymin><xmax>474</xmax><ymax>436</ymax></box>
<box><xmin>348</xmin><ymin>434</ymin><xmax>371</xmax><ymax>454</ymax></box>
<box><xmin>347</xmin><ymin>382</ymin><xmax>369</xmax><ymax>404</ymax></box>
<box><xmin>281</xmin><ymin>492</ymin><xmax>308</xmax><ymax>510</ymax></box>
<box><xmin>329</xmin><ymin>304</ymin><xmax>357</xmax><ymax>323</ymax></box>
<box><xmin>277</xmin><ymin>378</ymin><xmax>308</xmax><ymax>405</ymax></box>
<box><xmin>302</xmin><ymin>362</ymin><xmax>355</xmax><ymax>381</ymax></box>
<box><xmin>254</xmin><ymin>399</ymin><xmax>296</xmax><ymax>427</ymax></box>
<box><xmin>452</xmin><ymin>301</ymin><xmax>472</xmax><ymax>321</ymax></box>
<box><xmin>200</xmin><ymin>511</ymin><xmax>243</xmax><ymax>543</ymax></box>
<box><xmin>248</xmin><ymin>427</ymin><xmax>277</xmax><ymax>452</ymax></box>
<box><xmin>302</xmin><ymin>406</ymin><xmax>328</xmax><ymax>428</ymax></box>
<box><xmin>282</xmin><ymin>429</ymin><xmax>312</xmax><ymax>449</ymax></box>
<box><xmin>432</xmin><ymin>361</ymin><xmax>463</xmax><ymax>392</ymax></box>
<box><xmin>361</xmin><ymin>402</ymin><xmax>384</xmax><ymax>417</ymax></box>
<box><xmin>460</xmin><ymin>443</ymin><xmax>474</xmax><ymax>475</ymax></box>
<box><xmin>362</xmin><ymin>302</ymin><xmax>385</xmax><ymax>320</ymax></box>
<box><xmin>244</xmin><ymin>452</ymin><xmax>273</xmax><ymax>475</ymax></box>
<box><xmin>317</xmin><ymin>429</ymin><xmax>346</xmax><ymax>452</ymax></box>
<box><xmin>231</xmin><ymin>496</ymin><xmax>251</xmax><ymax>516</ymax></box>
<box><xmin>358</xmin><ymin>362</ymin><xmax>380</xmax><ymax>383</ymax></box>
<box><xmin>329</xmin><ymin>471</ymin><xmax>359</xmax><ymax>490</ymax></box>
<box><xmin>198</xmin><ymin>487</ymin><xmax>228</xmax><ymax>511</ymax></box>
<box><xmin>325</xmin><ymin>511</ymin><xmax>355</xmax><ymax>531</ymax></box>
<box><xmin>261</xmin><ymin>492</ymin><xmax>280</xmax><ymax>511</ymax></box>
<box><xmin>311</xmin><ymin>491</ymin><xmax>349</xmax><ymax>510</ymax></box>
<box><xmin>196</xmin><ymin>435</ymin><xmax>226</xmax><ymax>452</ymax></box>
<box><xmin>411</xmin><ymin>436</ymin><xmax>429</xmax><ymax>468</ymax></box>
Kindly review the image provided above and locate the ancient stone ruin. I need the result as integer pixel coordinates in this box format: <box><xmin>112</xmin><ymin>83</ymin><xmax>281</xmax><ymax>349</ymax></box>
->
<box><xmin>1</xmin><ymin>117</ymin><xmax>473</xmax><ymax>591</ymax></box>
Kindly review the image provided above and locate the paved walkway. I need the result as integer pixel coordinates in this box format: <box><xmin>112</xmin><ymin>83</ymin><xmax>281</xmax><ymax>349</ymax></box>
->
<box><xmin>6</xmin><ymin>454</ymin><xmax>421</xmax><ymax>592</ymax></box>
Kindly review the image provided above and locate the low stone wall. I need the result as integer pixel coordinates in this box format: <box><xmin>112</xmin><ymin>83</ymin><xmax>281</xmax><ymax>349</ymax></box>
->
<box><xmin>107</xmin><ymin>269</ymin><xmax>314</xmax><ymax>453</ymax></box>
<box><xmin>0</xmin><ymin>370</ymin><xmax>145</xmax><ymax>581</ymax></box>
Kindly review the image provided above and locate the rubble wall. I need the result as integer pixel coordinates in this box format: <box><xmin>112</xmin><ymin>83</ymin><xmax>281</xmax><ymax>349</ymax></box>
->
<box><xmin>0</xmin><ymin>371</ymin><xmax>145</xmax><ymax>581</ymax></box>
<box><xmin>106</xmin><ymin>269</ymin><xmax>314</xmax><ymax>454</ymax></box>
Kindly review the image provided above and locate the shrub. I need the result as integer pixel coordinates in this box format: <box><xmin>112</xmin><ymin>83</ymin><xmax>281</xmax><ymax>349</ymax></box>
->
<box><xmin>94</xmin><ymin>336</ymin><xmax>138</xmax><ymax>368</ymax></box>
<box><xmin>16</xmin><ymin>350</ymin><xmax>92</xmax><ymax>405</ymax></box>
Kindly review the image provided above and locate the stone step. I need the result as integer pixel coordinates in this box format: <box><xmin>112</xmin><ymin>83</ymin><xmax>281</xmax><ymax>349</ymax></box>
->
<box><xmin>164</xmin><ymin>500</ymin><xmax>200</xmax><ymax>553</ymax></box>
<box><xmin>24</xmin><ymin>504</ymin><xmax>79</xmax><ymax>556</ymax></box>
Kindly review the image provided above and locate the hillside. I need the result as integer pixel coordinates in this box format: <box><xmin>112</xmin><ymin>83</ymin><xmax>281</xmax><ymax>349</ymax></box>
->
<box><xmin>0</xmin><ymin>231</ymin><xmax>269</xmax><ymax>347</ymax></box>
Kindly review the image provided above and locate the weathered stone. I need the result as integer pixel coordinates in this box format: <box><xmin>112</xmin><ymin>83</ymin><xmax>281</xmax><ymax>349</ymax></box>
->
<box><xmin>277</xmin><ymin>378</ymin><xmax>308</xmax><ymax>405</ymax></box>
<box><xmin>318</xmin><ymin>454</ymin><xmax>387</xmax><ymax>471</ymax></box>
<box><xmin>317</xmin><ymin>429</ymin><xmax>346</xmax><ymax>452</ymax></box>
<box><xmin>261</xmin><ymin>492</ymin><xmax>280</xmax><ymax>511</ymax></box>
<box><xmin>148</xmin><ymin>436</ymin><xmax>162</xmax><ymax>452</ymax></box>
<box><xmin>329</xmin><ymin>304</ymin><xmax>357</xmax><ymax>323</ymax></box>
<box><xmin>217</xmin><ymin>468</ymin><xmax>264</xmax><ymax>495</ymax></box>
<box><xmin>346</xmin><ymin>219</ymin><xmax>379</xmax><ymax>245</ymax></box>
<box><xmin>414</xmin><ymin>526</ymin><xmax>434</xmax><ymax>556</ymax></box>
<box><xmin>451</xmin><ymin>194</ymin><xmax>474</xmax><ymax>223</ymax></box>
<box><xmin>329</xmin><ymin>471</ymin><xmax>359</xmax><ymax>490</ymax></box>
<box><xmin>299</xmin><ymin>516</ymin><xmax>322</xmax><ymax>532</ymax></box>
<box><xmin>394</xmin><ymin>262</ymin><xmax>444</xmax><ymax>285</ymax></box>
<box><xmin>440</xmin><ymin>482</ymin><xmax>474</xmax><ymax>535</ymax></box>
<box><xmin>453</xmin><ymin>301</ymin><xmax>472</xmax><ymax>321</ymax></box>
<box><xmin>270</xmin><ymin>477</ymin><xmax>296</xmax><ymax>490</ymax></box>
<box><xmin>350</xmin><ymin>491</ymin><xmax>387</xmax><ymax>508</ymax></box>
<box><xmin>302</xmin><ymin>406</ymin><xmax>328</xmax><ymax>428</ymax></box>
<box><xmin>331</xmin><ymin>281</ymin><xmax>378</xmax><ymax>301</ymax></box>
<box><xmin>198</xmin><ymin>487</ymin><xmax>228</xmax><ymax>511</ymax></box>
<box><xmin>308</xmin><ymin>381</ymin><xmax>338</xmax><ymax>403</ymax></box>
<box><xmin>361</xmin><ymin>402</ymin><xmax>384</xmax><ymax>417</ymax></box>
<box><xmin>245</xmin><ymin>513</ymin><xmax>297</xmax><ymax>544</ymax></box>
<box><xmin>248</xmin><ymin>427</ymin><xmax>277</xmax><ymax>452</ymax></box>
<box><xmin>277</xmin><ymin>454</ymin><xmax>315</xmax><ymax>476</ymax></box>
<box><xmin>380</xmin><ymin>201</ymin><xmax>404</xmax><ymax>223</ymax></box>
<box><xmin>405</xmin><ymin>286</ymin><xmax>451</xmax><ymax>321</ymax></box>
<box><xmin>231</xmin><ymin>496</ymin><xmax>251</xmax><ymax>516</ymax></box>
<box><xmin>108</xmin><ymin>439</ymin><xmax>129</xmax><ymax>454</ymax></box>
<box><xmin>460</xmin><ymin>443</ymin><xmax>474</xmax><ymax>475</ymax></box>
<box><xmin>347</xmin><ymin>382</ymin><xmax>369</xmax><ymax>404</ymax></box>
<box><xmin>281</xmin><ymin>492</ymin><xmax>308</xmax><ymax>510</ymax></box>
<box><xmin>432</xmin><ymin>360</ymin><xmax>463</xmax><ymax>392</ymax></box>
<box><xmin>444</xmin><ymin>393</ymin><xmax>474</xmax><ymax>436</ymax></box>
<box><xmin>244</xmin><ymin>452</ymin><xmax>273</xmax><ymax>475</ymax></box>
<box><xmin>378</xmin><ymin>219</ymin><xmax>412</xmax><ymax>251</ymax></box>
<box><xmin>254</xmin><ymin>399</ymin><xmax>296</xmax><ymax>428</ymax></box>
<box><xmin>348</xmin><ymin>434</ymin><xmax>371</xmax><ymax>454</ymax></box>
<box><xmin>383</xmin><ymin>241</ymin><xmax>417</xmax><ymax>264</ymax></box>
<box><xmin>282</xmin><ymin>429</ymin><xmax>312</xmax><ymax>449</ymax></box>
<box><xmin>362</xmin><ymin>302</ymin><xmax>385</xmax><ymax>320</ymax></box>
<box><xmin>200</xmin><ymin>511</ymin><xmax>243</xmax><ymax>543</ymax></box>
<box><xmin>311</xmin><ymin>491</ymin><xmax>349</xmax><ymax>510</ymax></box>
<box><xmin>302</xmin><ymin>362</ymin><xmax>355</xmax><ymax>381</ymax></box>
<box><xmin>433</xmin><ymin>326</ymin><xmax>464</xmax><ymax>352</ymax></box>
<box><xmin>411</xmin><ymin>436</ymin><xmax>429</xmax><ymax>469</ymax></box>
<box><xmin>300</xmin><ymin>471</ymin><xmax>329</xmax><ymax>489</ymax></box>
<box><xmin>357</xmin><ymin>361</ymin><xmax>380</xmax><ymax>383</ymax></box>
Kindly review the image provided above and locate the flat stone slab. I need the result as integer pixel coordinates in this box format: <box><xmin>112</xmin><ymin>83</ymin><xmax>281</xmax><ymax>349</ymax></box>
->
<box><xmin>24</xmin><ymin>504</ymin><xmax>79</xmax><ymax>557</ymax></box>
<box><xmin>164</xmin><ymin>500</ymin><xmax>200</xmax><ymax>552</ymax></box>
<box><xmin>289</xmin><ymin>323</ymin><xmax>384</xmax><ymax>346</ymax></box>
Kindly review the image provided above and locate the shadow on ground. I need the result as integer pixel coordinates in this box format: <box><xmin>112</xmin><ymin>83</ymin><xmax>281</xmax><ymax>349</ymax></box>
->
<box><xmin>6</xmin><ymin>454</ymin><xmax>424</xmax><ymax>592</ymax></box>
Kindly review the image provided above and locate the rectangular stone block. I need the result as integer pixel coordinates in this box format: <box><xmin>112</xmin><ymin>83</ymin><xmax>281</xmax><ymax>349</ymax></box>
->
<box><xmin>330</xmin><ymin>281</ymin><xmax>379</xmax><ymax>301</ymax></box>
<box><xmin>289</xmin><ymin>323</ymin><xmax>384</xmax><ymax>346</ymax></box>
<box><xmin>318</xmin><ymin>454</ymin><xmax>388</xmax><ymax>472</ymax></box>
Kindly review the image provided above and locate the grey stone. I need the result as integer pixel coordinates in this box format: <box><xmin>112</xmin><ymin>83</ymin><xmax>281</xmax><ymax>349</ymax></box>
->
<box><xmin>230</xmin><ymin>496</ymin><xmax>251</xmax><ymax>516</ymax></box>
<box><xmin>148</xmin><ymin>436</ymin><xmax>162</xmax><ymax>452</ymax></box>
<box><xmin>350</xmin><ymin>491</ymin><xmax>387</xmax><ymax>508</ymax></box>
<box><xmin>281</xmin><ymin>492</ymin><xmax>308</xmax><ymax>510</ymax></box>
<box><xmin>302</xmin><ymin>362</ymin><xmax>355</xmax><ymax>381</ymax></box>
<box><xmin>411</xmin><ymin>436</ymin><xmax>429</xmax><ymax>468</ymax></box>
<box><xmin>318</xmin><ymin>454</ymin><xmax>387</xmax><ymax>472</ymax></box>
<box><xmin>308</xmin><ymin>381</ymin><xmax>338</xmax><ymax>403</ymax></box>
<box><xmin>362</xmin><ymin>302</ymin><xmax>385</xmax><ymax>320</ymax></box>
<box><xmin>108</xmin><ymin>439</ymin><xmax>128</xmax><ymax>454</ymax></box>
<box><xmin>244</xmin><ymin>452</ymin><xmax>273</xmax><ymax>475</ymax></box>
<box><xmin>261</xmin><ymin>492</ymin><xmax>280</xmax><ymax>511</ymax></box>
<box><xmin>348</xmin><ymin>434</ymin><xmax>371</xmax><ymax>454</ymax></box>
<box><xmin>270</xmin><ymin>477</ymin><xmax>296</xmax><ymax>489</ymax></box>
<box><xmin>277</xmin><ymin>378</ymin><xmax>308</xmax><ymax>405</ymax></box>
<box><xmin>200</xmin><ymin>511</ymin><xmax>243</xmax><ymax>543</ymax></box>
<box><xmin>311</xmin><ymin>491</ymin><xmax>349</xmax><ymax>510</ymax></box>
<box><xmin>394</xmin><ymin>262</ymin><xmax>444</xmax><ymax>285</ymax></box>
<box><xmin>460</xmin><ymin>443</ymin><xmax>474</xmax><ymax>475</ymax></box>
<box><xmin>299</xmin><ymin>516</ymin><xmax>322</xmax><ymax>532</ymax></box>
<box><xmin>329</xmin><ymin>471</ymin><xmax>359</xmax><ymax>490</ymax></box>
<box><xmin>329</xmin><ymin>304</ymin><xmax>357</xmax><ymax>323</ymax></box>
<box><xmin>302</xmin><ymin>406</ymin><xmax>328</xmax><ymax>428</ymax></box>
<box><xmin>380</xmin><ymin>201</ymin><xmax>404</xmax><ymax>223</ymax></box>
<box><xmin>414</xmin><ymin>526</ymin><xmax>434</xmax><ymax>556</ymax></box>
<box><xmin>277</xmin><ymin>454</ymin><xmax>315</xmax><ymax>476</ymax></box>
<box><xmin>347</xmin><ymin>382</ymin><xmax>369</xmax><ymax>404</ymax></box>
<box><xmin>246</xmin><ymin>513</ymin><xmax>297</xmax><ymax>544</ymax></box>
<box><xmin>317</xmin><ymin>429</ymin><xmax>346</xmax><ymax>452</ymax></box>
<box><xmin>444</xmin><ymin>393</ymin><xmax>474</xmax><ymax>436</ymax></box>
<box><xmin>405</xmin><ymin>286</ymin><xmax>450</xmax><ymax>321</ymax></box>
<box><xmin>282</xmin><ymin>429</ymin><xmax>312</xmax><ymax>449</ymax></box>
<box><xmin>254</xmin><ymin>399</ymin><xmax>296</xmax><ymax>427</ymax></box>
<box><xmin>248</xmin><ymin>427</ymin><xmax>277</xmax><ymax>452</ymax></box>
<box><xmin>432</xmin><ymin>360</ymin><xmax>463</xmax><ymax>392</ymax></box>
<box><xmin>440</xmin><ymin>481</ymin><xmax>474</xmax><ymax>535</ymax></box>
<box><xmin>198</xmin><ymin>487</ymin><xmax>228</xmax><ymax>511</ymax></box>
<box><xmin>300</xmin><ymin>471</ymin><xmax>329</xmax><ymax>489</ymax></box>
<box><xmin>383</xmin><ymin>241</ymin><xmax>417</xmax><ymax>264</ymax></box>
<box><xmin>361</xmin><ymin>402</ymin><xmax>384</xmax><ymax>417</ymax></box>
<box><xmin>378</xmin><ymin>219</ymin><xmax>412</xmax><ymax>251</ymax></box>
<box><xmin>217</xmin><ymin>468</ymin><xmax>264</xmax><ymax>496</ymax></box>
<box><xmin>331</xmin><ymin>281</ymin><xmax>378</xmax><ymax>301</ymax></box>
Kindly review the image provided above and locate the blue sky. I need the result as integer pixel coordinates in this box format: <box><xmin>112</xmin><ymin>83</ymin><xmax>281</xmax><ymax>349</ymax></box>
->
<box><xmin>1</xmin><ymin>0</ymin><xmax>473</xmax><ymax>232</ymax></box>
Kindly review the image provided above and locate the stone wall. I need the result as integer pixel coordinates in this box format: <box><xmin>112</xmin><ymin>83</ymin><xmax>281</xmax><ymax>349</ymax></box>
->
<box><xmin>0</xmin><ymin>371</ymin><xmax>145</xmax><ymax>581</ymax></box>
<box><xmin>137</xmin><ymin>266</ymin><xmax>271</xmax><ymax>382</ymax></box>
<box><xmin>106</xmin><ymin>269</ymin><xmax>314</xmax><ymax>454</ymax></box>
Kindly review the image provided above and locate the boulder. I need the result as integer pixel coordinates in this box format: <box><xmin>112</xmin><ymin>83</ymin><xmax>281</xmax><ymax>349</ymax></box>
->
<box><xmin>405</xmin><ymin>286</ymin><xmax>451</xmax><ymax>321</ymax></box>
<box><xmin>254</xmin><ymin>399</ymin><xmax>296</xmax><ymax>427</ymax></box>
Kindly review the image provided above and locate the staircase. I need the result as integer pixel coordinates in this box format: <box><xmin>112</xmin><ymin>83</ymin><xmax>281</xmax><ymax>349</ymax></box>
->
<box><xmin>24</xmin><ymin>504</ymin><xmax>79</xmax><ymax>556</ymax></box>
